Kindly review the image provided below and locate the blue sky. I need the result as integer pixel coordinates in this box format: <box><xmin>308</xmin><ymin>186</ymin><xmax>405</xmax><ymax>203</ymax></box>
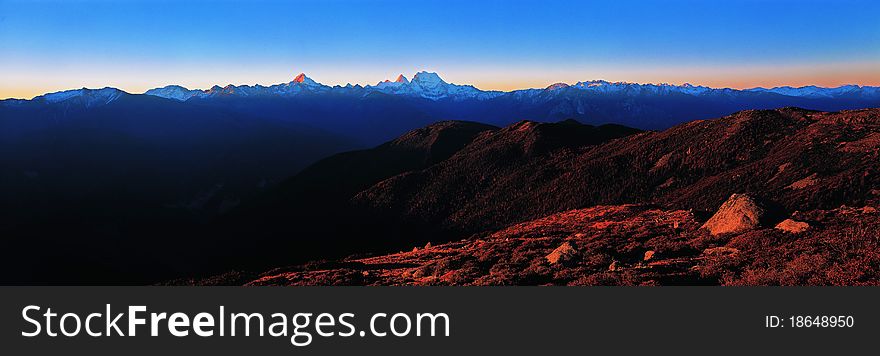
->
<box><xmin>1</xmin><ymin>0</ymin><xmax>878</xmax><ymax>98</ymax></box>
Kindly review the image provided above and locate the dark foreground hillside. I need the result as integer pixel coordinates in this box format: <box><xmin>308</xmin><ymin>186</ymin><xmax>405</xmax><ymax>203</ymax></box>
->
<box><xmin>181</xmin><ymin>108</ymin><xmax>880</xmax><ymax>286</ymax></box>
<box><xmin>0</xmin><ymin>94</ymin><xmax>355</xmax><ymax>284</ymax></box>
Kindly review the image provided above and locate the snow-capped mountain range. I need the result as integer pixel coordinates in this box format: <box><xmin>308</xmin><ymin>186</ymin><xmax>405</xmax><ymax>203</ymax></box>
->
<box><xmin>9</xmin><ymin>71</ymin><xmax>879</xmax><ymax>106</ymax></box>
<box><xmin>142</xmin><ymin>71</ymin><xmax>502</xmax><ymax>102</ymax></box>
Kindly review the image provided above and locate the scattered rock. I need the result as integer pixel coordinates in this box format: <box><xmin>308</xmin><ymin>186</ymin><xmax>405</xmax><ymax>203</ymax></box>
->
<box><xmin>775</xmin><ymin>219</ymin><xmax>810</xmax><ymax>234</ymax></box>
<box><xmin>702</xmin><ymin>194</ymin><xmax>765</xmax><ymax>235</ymax></box>
<box><xmin>608</xmin><ymin>261</ymin><xmax>619</xmax><ymax>271</ymax></box>
<box><xmin>545</xmin><ymin>242</ymin><xmax>577</xmax><ymax>264</ymax></box>
<box><xmin>643</xmin><ymin>250</ymin><xmax>656</xmax><ymax>261</ymax></box>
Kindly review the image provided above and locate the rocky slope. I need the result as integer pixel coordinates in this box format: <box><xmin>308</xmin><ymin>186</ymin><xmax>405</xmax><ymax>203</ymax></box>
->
<box><xmin>179</xmin><ymin>107</ymin><xmax>880</xmax><ymax>286</ymax></box>
<box><xmin>239</xmin><ymin>202</ymin><xmax>878</xmax><ymax>286</ymax></box>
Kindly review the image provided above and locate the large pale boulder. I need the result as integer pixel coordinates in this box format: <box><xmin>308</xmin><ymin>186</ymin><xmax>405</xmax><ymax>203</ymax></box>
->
<box><xmin>545</xmin><ymin>242</ymin><xmax>577</xmax><ymax>264</ymax></box>
<box><xmin>702</xmin><ymin>194</ymin><xmax>764</xmax><ymax>236</ymax></box>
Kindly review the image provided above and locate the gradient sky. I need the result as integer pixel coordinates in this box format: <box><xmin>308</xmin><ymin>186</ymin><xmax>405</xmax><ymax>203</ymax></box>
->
<box><xmin>1</xmin><ymin>0</ymin><xmax>878</xmax><ymax>99</ymax></box>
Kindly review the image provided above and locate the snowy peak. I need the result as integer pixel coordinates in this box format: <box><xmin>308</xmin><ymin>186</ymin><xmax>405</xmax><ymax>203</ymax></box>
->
<box><xmin>411</xmin><ymin>71</ymin><xmax>445</xmax><ymax>86</ymax></box>
<box><xmin>376</xmin><ymin>74</ymin><xmax>410</xmax><ymax>88</ymax></box>
<box><xmin>293</xmin><ymin>73</ymin><xmax>318</xmax><ymax>86</ymax></box>
<box><xmin>565</xmin><ymin>80</ymin><xmax>717</xmax><ymax>96</ymax></box>
<box><xmin>406</xmin><ymin>72</ymin><xmax>464</xmax><ymax>100</ymax></box>
<box><xmin>144</xmin><ymin>85</ymin><xmax>201</xmax><ymax>101</ymax></box>
<box><xmin>35</xmin><ymin>87</ymin><xmax>126</xmax><ymax>107</ymax></box>
<box><xmin>365</xmin><ymin>71</ymin><xmax>501</xmax><ymax>100</ymax></box>
<box><xmin>561</xmin><ymin>81</ymin><xmax>877</xmax><ymax>99</ymax></box>
<box><xmin>408</xmin><ymin>72</ymin><xmax>454</xmax><ymax>97</ymax></box>
<box><xmin>745</xmin><ymin>84</ymin><xmax>878</xmax><ymax>98</ymax></box>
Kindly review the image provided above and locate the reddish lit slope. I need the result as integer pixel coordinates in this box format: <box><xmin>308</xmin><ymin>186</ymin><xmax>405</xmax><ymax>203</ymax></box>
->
<box><xmin>245</xmin><ymin>204</ymin><xmax>879</xmax><ymax>286</ymax></box>
<box><xmin>354</xmin><ymin>108</ymin><xmax>880</xmax><ymax>234</ymax></box>
<box><xmin>177</xmin><ymin>108</ymin><xmax>880</xmax><ymax>286</ymax></box>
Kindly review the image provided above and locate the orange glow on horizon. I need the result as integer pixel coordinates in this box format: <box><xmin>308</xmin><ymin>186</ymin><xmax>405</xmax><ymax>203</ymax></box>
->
<box><xmin>2</xmin><ymin>61</ymin><xmax>878</xmax><ymax>99</ymax></box>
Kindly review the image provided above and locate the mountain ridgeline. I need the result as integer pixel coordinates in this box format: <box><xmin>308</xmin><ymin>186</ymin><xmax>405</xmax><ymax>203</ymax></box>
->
<box><xmin>352</xmin><ymin>108</ymin><xmax>880</xmax><ymax>233</ymax></box>
<box><xmin>6</xmin><ymin>72</ymin><xmax>880</xmax><ymax>145</ymax></box>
